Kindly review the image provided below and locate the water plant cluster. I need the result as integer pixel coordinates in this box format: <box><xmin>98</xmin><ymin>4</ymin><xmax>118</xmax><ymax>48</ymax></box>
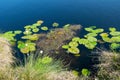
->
<box><xmin>0</xmin><ymin>20</ymin><xmax>60</xmax><ymax>54</ymax></box>
<box><xmin>0</xmin><ymin>21</ymin><xmax>120</xmax><ymax>80</ymax></box>
<box><xmin>62</xmin><ymin>26</ymin><xmax>120</xmax><ymax>56</ymax></box>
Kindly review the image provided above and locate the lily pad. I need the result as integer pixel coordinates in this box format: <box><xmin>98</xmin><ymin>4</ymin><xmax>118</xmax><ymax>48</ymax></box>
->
<box><xmin>109</xmin><ymin>27</ymin><xmax>116</xmax><ymax>32</ymax></box>
<box><xmin>52</xmin><ymin>22</ymin><xmax>59</xmax><ymax>27</ymax></box>
<box><xmin>72</xmin><ymin>37</ymin><xmax>80</xmax><ymax>42</ymax></box>
<box><xmin>41</xmin><ymin>26</ymin><xmax>48</xmax><ymax>31</ymax></box>
<box><xmin>110</xmin><ymin>43</ymin><xmax>120</xmax><ymax>49</ymax></box>
<box><xmin>69</xmin><ymin>41</ymin><xmax>79</xmax><ymax>47</ymax></box>
<box><xmin>100</xmin><ymin>33</ymin><xmax>109</xmax><ymax>37</ymax></box>
<box><xmin>14</xmin><ymin>30</ymin><xmax>22</xmax><ymax>34</ymax></box>
<box><xmin>68</xmin><ymin>47</ymin><xmax>80</xmax><ymax>54</ymax></box>
<box><xmin>110</xmin><ymin>31</ymin><xmax>120</xmax><ymax>36</ymax></box>
<box><xmin>32</xmin><ymin>28</ymin><xmax>39</xmax><ymax>32</ymax></box>
<box><xmin>84</xmin><ymin>33</ymin><xmax>97</xmax><ymax>37</ymax></box>
<box><xmin>82</xmin><ymin>68</ymin><xmax>90</xmax><ymax>76</ymax></box>
<box><xmin>85</xmin><ymin>27</ymin><xmax>93</xmax><ymax>32</ymax></box>
<box><xmin>62</xmin><ymin>45</ymin><xmax>69</xmax><ymax>49</ymax></box>
<box><xmin>87</xmin><ymin>36</ymin><xmax>97</xmax><ymax>42</ymax></box>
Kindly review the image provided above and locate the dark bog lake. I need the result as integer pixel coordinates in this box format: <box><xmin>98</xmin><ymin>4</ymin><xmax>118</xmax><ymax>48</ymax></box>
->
<box><xmin>0</xmin><ymin>0</ymin><xmax>120</xmax><ymax>31</ymax></box>
<box><xmin>1</xmin><ymin>0</ymin><xmax>120</xmax><ymax>72</ymax></box>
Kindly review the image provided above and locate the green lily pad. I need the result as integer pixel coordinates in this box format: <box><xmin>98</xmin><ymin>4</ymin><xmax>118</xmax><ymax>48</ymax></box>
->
<box><xmin>14</xmin><ymin>30</ymin><xmax>22</xmax><ymax>34</ymax></box>
<box><xmin>100</xmin><ymin>33</ymin><xmax>109</xmax><ymax>37</ymax></box>
<box><xmin>87</xmin><ymin>36</ymin><xmax>97</xmax><ymax>42</ymax></box>
<box><xmin>32</xmin><ymin>28</ymin><xmax>39</xmax><ymax>32</ymax></box>
<box><xmin>111</xmin><ymin>37</ymin><xmax>120</xmax><ymax>42</ymax></box>
<box><xmin>17</xmin><ymin>43</ymin><xmax>26</xmax><ymax>49</ymax></box>
<box><xmin>24</xmin><ymin>25</ymin><xmax>31</xmax><ymax>29</ymax></box>
<box><xmin>109</xmin><ymin>27</ymin><xmax>116</xmax><ymax>32</ymax></box>
<box><xmin>85</xmin><ymin>42</ymin><xmax>97</xmax><ymax>49</ymax></box>
<box><xmin>41</xmin><ymin>26</ymin><xmax>48</xmax><ymax>31</ymax></box>
<box><xmin>72</xmin><ymin>37</ymin><xmax>80</xmax><ymax>42</ymax></box>
<box><xmin>69</xmin><ymin>41</ymin><xmax>79</xmax><ymax>47</ymax></box>
<box><xmin>82</xmin><ymin>68</ymin><xmax>90</xmax><ymax>76</ymax></box>
<box><xmin>110</xmin><ymin>43</ymin><xmax>120</xmax><ymax>49</ymax></box>
<box><xmin>84</xmin><ymin>33</ymin><xmax>97</xmax><ymax>37</ymax></box>
<box><xmin>23</xmin><ymin>30</ymin><xmax>32</xmax><ymax>35</ymax></box>
<box><xmin>68</xmin><ymin>47</ymin><xmax>80</xmax><ymax>54</ymax></box>
<box><xmin>52</xmin><ymin>22</ymin><xmax>59</xmax><ymax>27</ymax></box>
<box><xmin>94</xmin><ymin>28</ymin><xmax>104</xmax><ymax>33</ymax></box>
<box><xmin>62</xmin><ymin>45</ymin><xmax>69</xmax><ymax>49</ymax></box>
<box><xmin>37</xmin><ymin>20</ymin><xmax>44</xmax><ymax>24</ymax></box>
<box><xmin>85</xmin><ymin>27</ymin><xmax>93</xmax><ymax>32</ymax></box>
<box><xmin>110</xmin><ymin>31</ymin><xmax>120</xmax><ymax>36</ymax></box>
<box><xmin>79</xmin><ymin>39</ymin><xmax>89</xmax><ymax>44</ymax></box>
<box><xmin>32</xmin><ymin>23</ymin><xmax>40</xmax><ymax>27</ymax></box>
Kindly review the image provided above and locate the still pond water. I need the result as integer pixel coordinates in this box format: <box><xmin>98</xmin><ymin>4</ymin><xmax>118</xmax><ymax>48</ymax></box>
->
<box><xmin>0</xmin><ymin>0</ymin><xmax>120</xmax><ymax>31</ymax></box>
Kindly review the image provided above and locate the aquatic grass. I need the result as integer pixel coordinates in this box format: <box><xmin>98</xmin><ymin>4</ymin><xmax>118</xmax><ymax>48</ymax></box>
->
<box><xmin>96</xmin><ymin>51</ymin><xmax>120</xmax><ymax>80</ymax></box>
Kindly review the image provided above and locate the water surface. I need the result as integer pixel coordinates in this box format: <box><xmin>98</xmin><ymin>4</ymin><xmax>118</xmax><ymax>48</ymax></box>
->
<box><xmin>0</xmin><ymin>0</ymin><xmax>120</xmax><ymax>31</ymax></box>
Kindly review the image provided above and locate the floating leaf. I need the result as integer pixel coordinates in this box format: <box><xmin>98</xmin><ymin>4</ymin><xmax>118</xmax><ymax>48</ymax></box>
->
<box><xmin>69</xmin><ymin>41</ymin><xmax>79</xmax><ymax>47</ymax></box>
<box><xmin>84</xmin><ymin>33</ymin><xmax>97</xmax><ymax>37</ymax></box>
<box><xmin>32</xmin><ymin>23</ymin><xmax>40</xmax><ymax>27</ymax></box>
<box><xmin>41</xmin><ymin>26</ymin><xmax>48</xmax><ymax>31</ymax></box>
<box><xmin>100</xmin><ymin>33</ymin><xmax>109</xmax><ymax>37</ymax></box>
<box><xmin>81</xmin><ymin>68</ymin><xmax>90</xmax><ymax>76</ymax></box>
<box><xmin>63</xmin><ymin>24</ymin><xmax>70</xmax><ymax>29</ymax></box>
<box><xmin>87</xmin><ymin>36</ymin><xmax>97</xmax><ymax>42</ymax></box>
<box><xmin>79</xmin><ymin>39</ymin><xmax>89</xmax><ymax>44</ymax></box>
<box><xmin>85</xmin><ymin>41</ymin><xmax>97</xmax><ymax>49</ymax></box>
<box><xmin>85</xmin><ymin>27</ymin><xmax>93</xmax><ymax>32</ymax></box>
<box><xmin>111</xmin><ymin>37</ymin><xmax>120</xmax><ymax>42</ymax></box>
<box><xmin>72</xmin><ymin>37</ymin><xmax>80</xmax><ymax>42</ymax></box>
<box><xmin>52</xmin><ymin>22</ymin><xmax>59</xmax><ymax>27</ymax></box>
<box><xmin>23</xmin><ymin>30</ymin><xmax>32</xmax><ymax>35</ymax></box>
<box><xmin>24</xmin><ymin>25</ymin><xmax>31</xmax><ymax>29</ymax></box>
<box><xmin>94</xmin><ymin>28</ymin><xmax>104</xmax><ymax>33</ymax></box>
<box><xmin>32</xmin><ymin>28</ymin><xmax>39</xmax><ymax>32</ymax></box>
<box><xmin>62</xmin><ymin>45</ymin><xmax>69</xmax><ymax>49</ymax></box>
<box><xmin>110</xmin><ymin>31</ymin><xmax>120</xmax><ymax>36</ymax></box>
<box><xmin>109</xmin><ymin>27</ymin><xmax>116</xmax><ymax>32</ymax></box>
<box><xmin>37</xmin><ymin>20</ymin><xmax>44</xmax><ymax>24</ymax></box>
<box><xmin>68</xmin><ymin>47</ymin><xmax>80</xmax><ymax>54</ymax></box>
<box><xmin>110</xmin><ymin>43</ymin><xmax>120</xmax><ymax>49</ymax></box>
<box><xmin>14</xmin><ymin>30</ymin><xmax>22</xmax><ymax>34</ymax></box>
<box><xmin>17</xmin><ymin>42</ymin><xmax>26</xmax><ymax>49</ymax></box>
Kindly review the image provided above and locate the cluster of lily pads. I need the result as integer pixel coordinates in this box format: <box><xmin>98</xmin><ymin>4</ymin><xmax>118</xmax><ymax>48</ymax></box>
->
<box><xmin>62</xmin><ymin>26</ymin><xmax>104</xmax><ymax>56</ymax></box>
<box><xmin>100</xmin><ymin>27</ymin><xmax>120</xmax><ymax>50</ymax></box>
<box><xmin>0</xmin><ymin>20</ymin><xmax>60</xmax><ymax>54</ymax></box>
<box><xmin>0</xmin><ymin>30</ymin><xmax>22</xmax><ymax>45</ymax></box>
<box><xmin>62</xmin><ymin>26</ymin><xmax>120</xmax><ymax>56</ymax></box>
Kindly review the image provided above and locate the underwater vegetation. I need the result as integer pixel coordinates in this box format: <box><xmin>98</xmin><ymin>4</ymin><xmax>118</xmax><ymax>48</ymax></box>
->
<box><xmin>0</xmin><ymin>20</ymin><xmax>120</xmax><ymax>80</ymax></box>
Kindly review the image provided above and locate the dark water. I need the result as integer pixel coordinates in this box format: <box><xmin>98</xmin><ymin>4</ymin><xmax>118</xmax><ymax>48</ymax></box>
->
<box><xmin>0</xmin><ymin>0</ymin><xmax>120</xmax><ymax>73</ymax></box>
<box><xmin>0</xmin><ymin>0</ymin><xmax>120</xmax><ymax>31</ymax></box>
